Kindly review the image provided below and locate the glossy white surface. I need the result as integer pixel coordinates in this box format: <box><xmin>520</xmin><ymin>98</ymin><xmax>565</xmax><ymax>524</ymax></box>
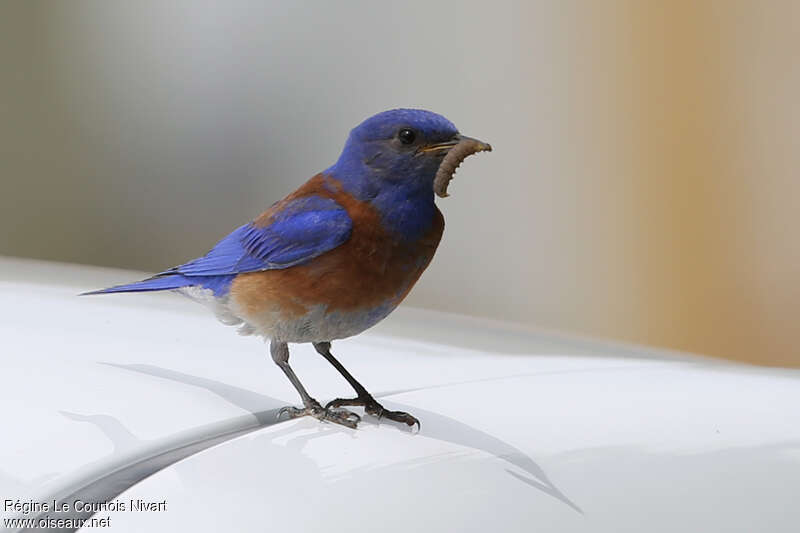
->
<box><xmin>1</xmin><ymin>256</ymin><xmax>799</xmax><ymax>532</ymax></box>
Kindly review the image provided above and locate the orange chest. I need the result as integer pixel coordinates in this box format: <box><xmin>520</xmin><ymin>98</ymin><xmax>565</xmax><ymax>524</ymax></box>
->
<box><xmin>230</xmin><ymin>209</ymin><xmax>444</xmax><ymax>319</ymax></box>
<box><xmin>304</xmin><ymin>206</ymin><xmax>444</xmax><ymax>308</ymax></box>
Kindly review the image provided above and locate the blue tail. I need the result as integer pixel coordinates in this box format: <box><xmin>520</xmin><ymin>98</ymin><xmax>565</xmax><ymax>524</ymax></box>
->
<box><xmin>81</xmin><ymin>274</ymin><xmax>195</xmax><ymax>295</ymax></box>
<box><xmin>82</xmin><ymin>273</ymin><xmax>235</xmax><ymax>297</ymax></box>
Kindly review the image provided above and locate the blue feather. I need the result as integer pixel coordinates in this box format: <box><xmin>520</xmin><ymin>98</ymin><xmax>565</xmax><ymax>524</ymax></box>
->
<box><xmin>326</xmin><ymin>109</ymin><xmax>453</xmax><ymax>241</ymax></box>
<box><xmin>174</xmin><ymin>196</ymin><xmax>352</xmax><ymax>275</ymax></box>
<box><xmin>82</xmin><ymin>274</ymin><xmax>235</xmax><ymax>296</ymax></box>
<box><xmin>84</xmin><ymin>195</ymin><xmax>351</xmax><ymax>297</ymax></box>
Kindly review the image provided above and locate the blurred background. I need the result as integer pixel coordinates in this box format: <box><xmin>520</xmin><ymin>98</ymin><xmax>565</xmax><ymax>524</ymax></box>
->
<box><xmin>1</xmin><ymin>1</ymin><xmax>798</xmax><ymax>366</ymax></box>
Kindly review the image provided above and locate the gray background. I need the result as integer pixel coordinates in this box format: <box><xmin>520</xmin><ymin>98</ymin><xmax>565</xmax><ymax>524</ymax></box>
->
<box><xmin>2</xmin><ymin>1</ymin><xmax>798</xmax><ymax>366</ymax></box>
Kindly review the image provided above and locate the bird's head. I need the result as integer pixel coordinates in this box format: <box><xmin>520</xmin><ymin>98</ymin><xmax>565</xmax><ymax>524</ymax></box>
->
<box><xmin>328</xmin><ymin>109</ymin><xmax>491</xmax><ymax>199</ymax></box>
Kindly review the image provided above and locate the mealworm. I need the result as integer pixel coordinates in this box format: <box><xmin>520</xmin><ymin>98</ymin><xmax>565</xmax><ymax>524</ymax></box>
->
<box><xmin>433</xmin><ymin>136</ymin><xmax>492</xmax><ymax>198</ymax></box>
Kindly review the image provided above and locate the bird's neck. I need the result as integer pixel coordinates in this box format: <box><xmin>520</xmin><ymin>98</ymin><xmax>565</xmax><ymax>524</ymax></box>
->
<box><xmin>325</xmin><ymin>166</ymin><xmax>438</xmax><ymax>242</ymax></box>
<box><xmin>371</xmin><ymin>184</ymin><xmax>438</xmax><ymax>242</ymax></box>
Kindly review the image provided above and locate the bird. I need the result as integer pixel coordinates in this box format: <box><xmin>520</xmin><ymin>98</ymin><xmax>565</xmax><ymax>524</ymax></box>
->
<box><xmin>85</xmin><ymin>109</ymin><xmax>491</xmax><ymax>429</ymax></box>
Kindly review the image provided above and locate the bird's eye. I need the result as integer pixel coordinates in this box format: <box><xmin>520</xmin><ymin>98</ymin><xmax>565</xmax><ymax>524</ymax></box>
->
<box><xmin>398</xmin><ymin>128</ymin><xmax>416</xmax><ymax>144</ymax></box>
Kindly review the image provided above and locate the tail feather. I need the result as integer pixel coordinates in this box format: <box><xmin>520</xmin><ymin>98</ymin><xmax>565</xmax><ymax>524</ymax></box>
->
<box><xmin>81</xmin><ymin>274</ymin><xmax>194</xmax><ymax>295</ymax></box>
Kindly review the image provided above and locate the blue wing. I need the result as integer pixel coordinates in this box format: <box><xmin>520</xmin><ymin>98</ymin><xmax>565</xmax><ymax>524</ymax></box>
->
<box><xmin>176</xmin><ymin>196</ymin><xmax>353</xmax><ymax>275</ymax></box>
<box><xmin>85</xmin><ymin>196</ymin><xmax>352</xmax><ymax>296</ymax></box>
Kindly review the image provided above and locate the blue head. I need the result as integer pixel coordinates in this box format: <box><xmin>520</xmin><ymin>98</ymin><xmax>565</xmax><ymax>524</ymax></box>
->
<box><xmin>326</xmin><ymin>109</ymin><xmax>462</xmax><ymax>239</ymax></box>
<box><xmin>327</xmin><ymin>109</ymin><xmax>460</xmax><ymax>198</ymax></box>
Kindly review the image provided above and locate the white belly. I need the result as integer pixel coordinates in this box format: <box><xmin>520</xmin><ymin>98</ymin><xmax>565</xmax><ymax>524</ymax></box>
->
<box><xmin>178</xmin><ymin>286</ymin><xmax>396</xmax><ymax>342</ymax></box>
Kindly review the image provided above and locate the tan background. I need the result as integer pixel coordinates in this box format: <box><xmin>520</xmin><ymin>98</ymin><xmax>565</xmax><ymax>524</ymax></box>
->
<box><xmin>1</xmin><ymin>1</ymin><xmax>798</xmax><ymax>366</ymax></box>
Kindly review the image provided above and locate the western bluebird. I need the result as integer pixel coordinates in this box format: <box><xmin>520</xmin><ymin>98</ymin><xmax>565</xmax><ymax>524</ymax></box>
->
<box><xmin>86</xmin><ymin>109</ymin><xmax>491</xmax><ymax>429</ymax></box>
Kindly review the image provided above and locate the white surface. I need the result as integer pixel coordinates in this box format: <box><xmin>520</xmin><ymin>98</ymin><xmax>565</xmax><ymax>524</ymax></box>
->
<box><xmin>1</xmin><ymin>256</ymin><xmax>799</xmax><ymax>532</ymax></box>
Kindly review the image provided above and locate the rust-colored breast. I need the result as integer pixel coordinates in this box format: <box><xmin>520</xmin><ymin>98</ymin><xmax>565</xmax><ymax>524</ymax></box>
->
<box><xmin>230</xmin><ymin>174</ymin><xmax>444</xmax><ymax>320</ymax></box>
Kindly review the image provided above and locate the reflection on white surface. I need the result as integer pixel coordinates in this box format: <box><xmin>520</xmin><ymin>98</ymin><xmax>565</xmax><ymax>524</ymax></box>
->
<box><xmin>94</xmin><ymin>363</ymin><xmax>581</xmax><ymax>512</ymax></box>
<box><xmin>2</xmin><ymin>257</ymin><xmax>800</xmax><ymax>532</ymax></box>
<box><xmin>60</xmin><ymin>362</ymin><xmax>800</xmax><ymax>532</ymax></box>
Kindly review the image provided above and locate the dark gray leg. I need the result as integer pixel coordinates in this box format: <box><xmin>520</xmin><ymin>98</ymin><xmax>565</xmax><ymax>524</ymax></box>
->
<box><xmin>271</xmin><ymin>340</ymin><xmax>360</xmax><ymax>429</ymax></box>
<box><xmin>313</xmin><ymin>341</ymin><xmax>420</xmax><ymax>429</ymax></box>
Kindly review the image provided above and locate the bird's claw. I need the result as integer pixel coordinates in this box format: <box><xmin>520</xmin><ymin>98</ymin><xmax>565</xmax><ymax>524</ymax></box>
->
<box><xmin>325</xmin><ymin>396</ymin><xmax>420</xmax><ymax>430</ymax></box>
<box><xmin>277</xmin><ymin>401</ymin><xmax>360</xmax><ymax>429</ymax></box>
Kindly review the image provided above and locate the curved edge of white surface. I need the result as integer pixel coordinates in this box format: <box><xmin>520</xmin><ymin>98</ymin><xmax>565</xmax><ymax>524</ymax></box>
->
<box><xmin>2</xmin><ymin>256</ymin><xmax>797</xmax><ymax>533</ymax></box>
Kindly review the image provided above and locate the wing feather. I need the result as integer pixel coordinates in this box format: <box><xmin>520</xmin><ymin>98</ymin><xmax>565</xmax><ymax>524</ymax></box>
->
<box><xmin>169</xmin><ymin>195</ymin><xmax>352</xmax><ymax>276</ymax></box>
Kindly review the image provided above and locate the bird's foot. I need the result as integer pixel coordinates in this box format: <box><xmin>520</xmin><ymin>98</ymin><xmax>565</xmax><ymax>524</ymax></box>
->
<box><xmin>326</xmin><ymin>395</ymin><xmax>420</xmax><ymax>429</ymax></box>
<box><xmin>278</xmin><ymin>398</ymin><xmax>360</xmax><ymax>429</ymax></box>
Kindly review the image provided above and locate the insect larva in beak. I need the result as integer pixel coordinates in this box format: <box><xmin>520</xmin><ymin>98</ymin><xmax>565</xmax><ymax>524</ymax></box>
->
<box><xmin>433</xmin><ymin>136</ymin><xmax>492</xmax><ymax>198</ymax></box>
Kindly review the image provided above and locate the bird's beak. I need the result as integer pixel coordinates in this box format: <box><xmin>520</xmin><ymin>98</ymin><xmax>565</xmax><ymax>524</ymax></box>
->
<box><xmin>419</xmin><ymin>134</ymin><xmax>492</xmax><ymax>154</ymax></box>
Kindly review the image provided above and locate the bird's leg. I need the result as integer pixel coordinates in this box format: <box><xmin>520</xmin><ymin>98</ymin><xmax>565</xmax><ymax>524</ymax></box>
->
<box><xmin>271</xmin><ymin>341</ymin><xmax>360</xmax><ymax>429</ymax></box>
<box><xmin>313</xmin><ymin>342</ymin><xmax>420</xmax><ymax>429</ymax></box>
